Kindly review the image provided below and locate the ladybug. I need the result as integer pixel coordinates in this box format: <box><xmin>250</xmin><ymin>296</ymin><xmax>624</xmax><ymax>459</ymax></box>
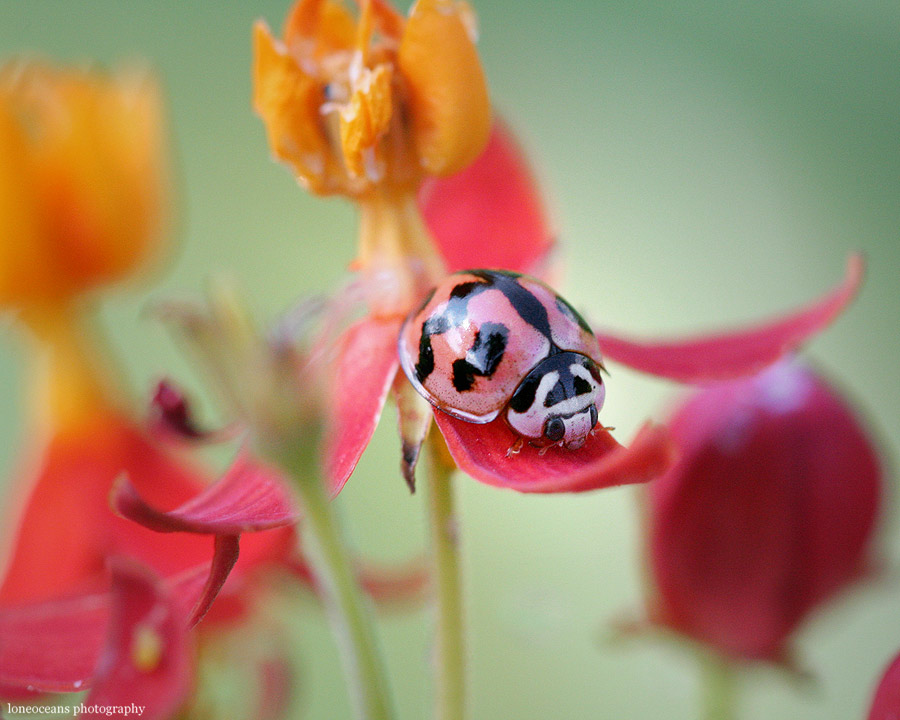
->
<box><xmin>398</xmin><ymin>269</ymin><xmax>606</xmax><ymax>451</ymax></box>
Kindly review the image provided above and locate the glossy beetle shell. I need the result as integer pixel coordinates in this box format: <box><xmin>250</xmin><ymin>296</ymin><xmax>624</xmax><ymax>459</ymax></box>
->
<box><xmin>398</xmin><ymin>269</ymin><xmax>603</xmax><ymax>424</ymax></box>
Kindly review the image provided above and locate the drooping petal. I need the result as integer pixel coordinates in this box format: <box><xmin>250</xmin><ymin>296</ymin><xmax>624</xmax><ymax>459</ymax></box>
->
<box><xmin>868</xmin><ymin>651</ymin><xmax>900</xmax><ymax>720</ymax></box>
<box><xmin>111</xmin><ymin>451</ymin><xmax>300</xmax><ymax>536</ymax></box>
<box><xmin>434</xmin><ymin>412</ymin><xmax>674</xmax><ymax>493</ymax></box>
<box><xmin>419</xmin><ymin>122</ymin><xmax>553</xmax><ymax>275</ymax></box>
<box><xmin>185</xmin><ymin>535</ymin><xmax>240</xmax><ymax>628</ymax></box>
<box><xmin>593</xmin><ymin>255</ymin><xmax>864</xmax><ymax>383</ymax></box>
<box><xmin>324</xmin><ymin>317</ymin><xmax>402</xmax><ymax>495</ymax></box>
<box><xmin>85</xmin><ymin>561</ymin><xmax>192</xmax><ymax>720</ymax></box>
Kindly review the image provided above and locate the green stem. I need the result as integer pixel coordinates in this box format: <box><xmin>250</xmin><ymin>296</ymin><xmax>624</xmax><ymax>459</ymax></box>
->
<box><xmin>277</xmin><ymin>442</ymin><xmax>395</xmax><ymax>720</ymax></box>
<box><xmin>699</xmin><ymin>652</ymin><xmax>738</xmax><ymax>720</ymax></box>
<box><xmin>425</xmin><ymin>440</ymin><xmax>466</xmax><ymax>720</ymax></box>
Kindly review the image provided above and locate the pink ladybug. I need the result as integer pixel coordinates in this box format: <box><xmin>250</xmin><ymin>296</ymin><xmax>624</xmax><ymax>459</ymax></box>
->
<box><xmin>399</xmin><ymin>270</ymin><xmax>606</xmax><ymax>451</ymax></box>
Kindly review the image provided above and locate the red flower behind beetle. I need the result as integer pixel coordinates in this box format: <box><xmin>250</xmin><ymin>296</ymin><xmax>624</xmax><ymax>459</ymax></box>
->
<box><xmin>321</xmin><ymin>122</ymin><xmax>866</xmax><ymax>496</ymax></box>
<box><xmin>644</xmin><ymin>360</ymin><xmax>882</xmax><ymax>662</ymax></box>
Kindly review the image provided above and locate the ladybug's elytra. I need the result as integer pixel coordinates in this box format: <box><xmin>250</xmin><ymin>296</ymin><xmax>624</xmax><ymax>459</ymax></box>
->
<box><xmin>398</xmin><ymin>269</ymin><xmax>606</xmax><ymax>451</ymax></box>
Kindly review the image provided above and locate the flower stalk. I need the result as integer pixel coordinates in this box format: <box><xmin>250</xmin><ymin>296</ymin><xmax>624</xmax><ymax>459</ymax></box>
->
<box><xmin>698</xmin><ymin>651</ymin><xmax>738</xmax><ymax>720</ymax></box>
<box><xmin>425</xmin><ymin>430</ymin><xmax>466</xmax><ymax>720</ymax></box>
<box><xmin>276</xmin><ymin>438</ymin><xmax>396</xmax><ymax>720</ymax></box>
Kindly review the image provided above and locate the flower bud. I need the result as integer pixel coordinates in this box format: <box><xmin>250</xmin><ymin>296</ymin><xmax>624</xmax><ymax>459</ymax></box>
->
<box><xmin>646</xmin><ymin>360</ymin><xmax>882</xmax><ymax>661</ymax></box>
<box><xmin>0</xmin><ymin>61</ymin><xmax>168</xmax><ymax>307</ymax></box>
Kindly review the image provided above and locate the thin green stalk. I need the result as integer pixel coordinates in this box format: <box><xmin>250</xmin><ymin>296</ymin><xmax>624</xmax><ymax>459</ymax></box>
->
<box><xmin>425</xmin><ymin>437</ymin><xmax>466</xmax><ymax>720</ymax></box>
<box><xmin>277</xmin><ymin>441</ymin><xmax>395</xmax><ymax>720</ymax></box>
<box><xmin>699</xmin><ymin>651</ymin><xmax>738</xmax><ymax>720</ymax></box>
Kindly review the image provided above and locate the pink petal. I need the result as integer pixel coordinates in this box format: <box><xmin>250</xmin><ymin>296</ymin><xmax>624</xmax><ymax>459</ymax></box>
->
<box><xmin>419</xmin><ymin>121</ymin><xmax>554</xmax><ymax>275</ymax></box>
<box><xmin>593</xmin><ymin>254</ymin><xmax>864</xmax><ymax>382</ymax></box>
<box><xmin>86</xmin><ymin>561</ymin><xmax>192</xmax><ymax>720</ymax></box>
<box><xmin>868</xmin><ymin>651</ymin><xmax>900</xmax><ymax>720</ymax></box>
<box><xmin>324</xmin><ymin>317</ymin><xmax>402</xmax><ymax>495</ymax></box>
<box><xmin>434</xmin><ymin>412</ymin><xmax>675</xmax><ymax>493</ymax></box>
<box><xmin>111</xmin><ymin>451</ymin><xmax>300</xmax><ymax>535</ymax></box>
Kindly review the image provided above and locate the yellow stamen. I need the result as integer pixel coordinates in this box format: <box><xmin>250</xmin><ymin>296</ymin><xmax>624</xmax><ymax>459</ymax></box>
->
<box><xmin>131</xmin><ymin>623</ymin><xmax>164</xmax><ymax>673</ymax></box>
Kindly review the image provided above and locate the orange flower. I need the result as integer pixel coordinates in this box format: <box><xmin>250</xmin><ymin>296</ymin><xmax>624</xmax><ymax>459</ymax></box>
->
<box><xmin>253</xmin><ymin>0</ymin><xmax>491</xmax><ymax>196</ymax></box>
<box><xmin>0</xmin><ymin>61</ymin><xmax>168</xmax><ymax>308</ymax></box>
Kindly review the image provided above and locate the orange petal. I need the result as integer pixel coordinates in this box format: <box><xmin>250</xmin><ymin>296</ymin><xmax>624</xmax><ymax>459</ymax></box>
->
<box><xmin>398</xmin><ymin>0</ymin><xmax>491</xmax><ymax>176</ymax></box>
<box><xmin>339</xmin><ymin>63</ymin><xmax>393</xmax><ymax>179</ymax></box>
<box><xmin>283</xmin><ymin>0</ymin><xmax>356</xmax><ymax>54</ymax></box>
<box><xmin>252</xmin><ymin>21</ymin><xmax>334</xmax><ymax>192</ymax></box>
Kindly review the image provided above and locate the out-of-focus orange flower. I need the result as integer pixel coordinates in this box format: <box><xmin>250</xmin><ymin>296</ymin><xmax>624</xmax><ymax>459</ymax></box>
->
<box><xmin>0</xmin><ymin>61</ymin><xmax>168</xmax><ymax>308</ymax></box>
<box><xmin>253</xmin><ymin>0</ymin><xmax>491</xmax><ymax>197</ymax></box>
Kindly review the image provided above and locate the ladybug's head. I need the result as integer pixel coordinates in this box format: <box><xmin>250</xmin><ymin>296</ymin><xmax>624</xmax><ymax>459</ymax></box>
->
<box><xmin>505</xmin><ymin>351</ymin><xmax>605</xmax><ymax>449</ymax></box>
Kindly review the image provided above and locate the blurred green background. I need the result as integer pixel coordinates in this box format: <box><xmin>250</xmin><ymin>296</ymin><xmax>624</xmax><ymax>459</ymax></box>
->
<box><xmin>1</xmin><ymin>1</ymin><xmax>899</xmax><ymax>718</ymax></box>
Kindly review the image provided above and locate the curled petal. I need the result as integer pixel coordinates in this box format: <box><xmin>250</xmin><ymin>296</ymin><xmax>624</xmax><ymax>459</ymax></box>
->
<box><xmin>434</xmin><ymin>412</ymin><xmax>675</xmax><ymax>493</ymax></box>
<box><xmin>111</xmin><ymin>451</ymin><xmax>300</xmax><ymax>535</ymax></box>
<box><xmin>419</xmin><ymin>122</ymin><xmax>553</xmax><ymax>275</ymax></box>
<box><xmin>398</xmin><ymin>0</ymin><xmax>491</xmax><ymax>176</ymax></box>
<box><xmin>324</xmin><ymin>317</ymin><xmax>402</xmax><ymax>495</ymax></box>
<box><xmin>594</xmin><ymin>254</ymin><xmax>864</xmax><ymax>382</ymax></box>
<box><xmin>86</xmin><ymin>561</ymin><xmax>192</xmax><ymax>720</ymax></box>
<box><xmin>185</xmin><ymin>535</ymin><xmax>239</xmax><ymax>627</ymax></box>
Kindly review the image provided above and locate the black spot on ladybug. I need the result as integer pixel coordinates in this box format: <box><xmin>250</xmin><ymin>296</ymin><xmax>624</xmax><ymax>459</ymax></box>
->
<box><xmin>469</xmin><ymin>270</ymin><xmax>554</xmax><ymax>341</ymax></box>
<box><xmin>451</xmin><ymin>322</ymin><xmax>509</xmax><ymax>392</ymax></box>
<box><xmin>415</xmin><ymin>279</ymin><xmax>493</xmax><ymax>382</ymax></box>
<box><xmin>573</xmin><ymin>375</ymin><xmax>593</xmax><ymax>395</ymax></box>
<box><xmin>508</xmin><ymin>373</ymin><xmax>540</xmax><ymax>413</ymax></box>
<box><xmin>556</xmin><ymin>296</ymin><xmax>593</xmax><ymax>334</ymax></box>
<box><xmin>543</xmin><ymin>379</ymin><xmax>566</xmax><ymax>407</ymax></box>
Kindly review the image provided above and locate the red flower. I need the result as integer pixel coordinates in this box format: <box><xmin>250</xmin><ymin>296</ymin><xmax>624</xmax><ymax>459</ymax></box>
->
<box><xmin>645</xmin><ymin>360</ymin><xmax>882</xmax><ymax>661</ymax></box>
<box><xmin>322</xmin><ymin>123</ymin><xmax>865</xmax><ymax>495</ymax></box>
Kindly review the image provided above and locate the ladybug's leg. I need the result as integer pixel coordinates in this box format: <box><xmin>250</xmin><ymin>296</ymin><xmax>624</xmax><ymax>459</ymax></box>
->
<box><xmin>591</xmin><ymin>424</ymin><xmax>615</xmax><ymax>436</ymax></box>
<box><xmin>506</xmin><ymin>436</ymin><xmax>524</xmax><ymax>457</ymax></box>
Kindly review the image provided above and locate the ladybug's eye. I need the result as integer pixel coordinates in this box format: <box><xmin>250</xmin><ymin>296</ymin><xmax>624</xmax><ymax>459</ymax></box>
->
<box><xmin>589</xmin><ymin>404</ymin><xmax>599</xmax><ymax>428</ymax></box>
<box><xmin>544</xmin><ymin>416</ymin><xmax>565</xmax><ymax>443</ymax></box>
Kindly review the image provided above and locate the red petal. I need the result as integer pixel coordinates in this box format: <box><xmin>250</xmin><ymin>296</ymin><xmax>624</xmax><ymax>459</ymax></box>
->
<box><xmin>111</xmin><ymin>451</ymin><xmax>300</xmax><ymax>535</ymax></box>
<box><xmin>184</xmin><ymin>535</ymin><xmax>239</xmax><ymax>627</ymax></box>
<box><xmin>868</xmin><ymin>651</ymin><xmax>900</xmax><ymax>720</ymax></box>
<box><xmin>324</xmin><ymin>317</ymin><xmax>401</xmax><ymax>495</ymax></box>
<box><xmin>594</xmin><ymin>254</ymin><xmax>864</xmax><ymax>382</ymax></box>
<box><xmin>0</xmin><ymin>414</ymin><xmax>219</xmax><ymax>604</ymax></box>
<box><xmin>434</xmin><ymin>412</ymin><xmax>675</xmax><ymax>493</ymax></box>
<box><xmin>0</xmin><ymin>588</ymin><xmax>107</xmax><ymax>692</ymax></box>
<box><xmin>0</xmin><ymin>562</ymin><xmax>210</xmax><ymax>695</ymax></box>
<box><xmin>86</xmin><ymin>561</ymin><xmax>192</xmax><ymax>720</ymax></box>
<box><xmin>419</xmin><ymin>121</ymin><xmax>554</xmax><ymax>275</ymax></box>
